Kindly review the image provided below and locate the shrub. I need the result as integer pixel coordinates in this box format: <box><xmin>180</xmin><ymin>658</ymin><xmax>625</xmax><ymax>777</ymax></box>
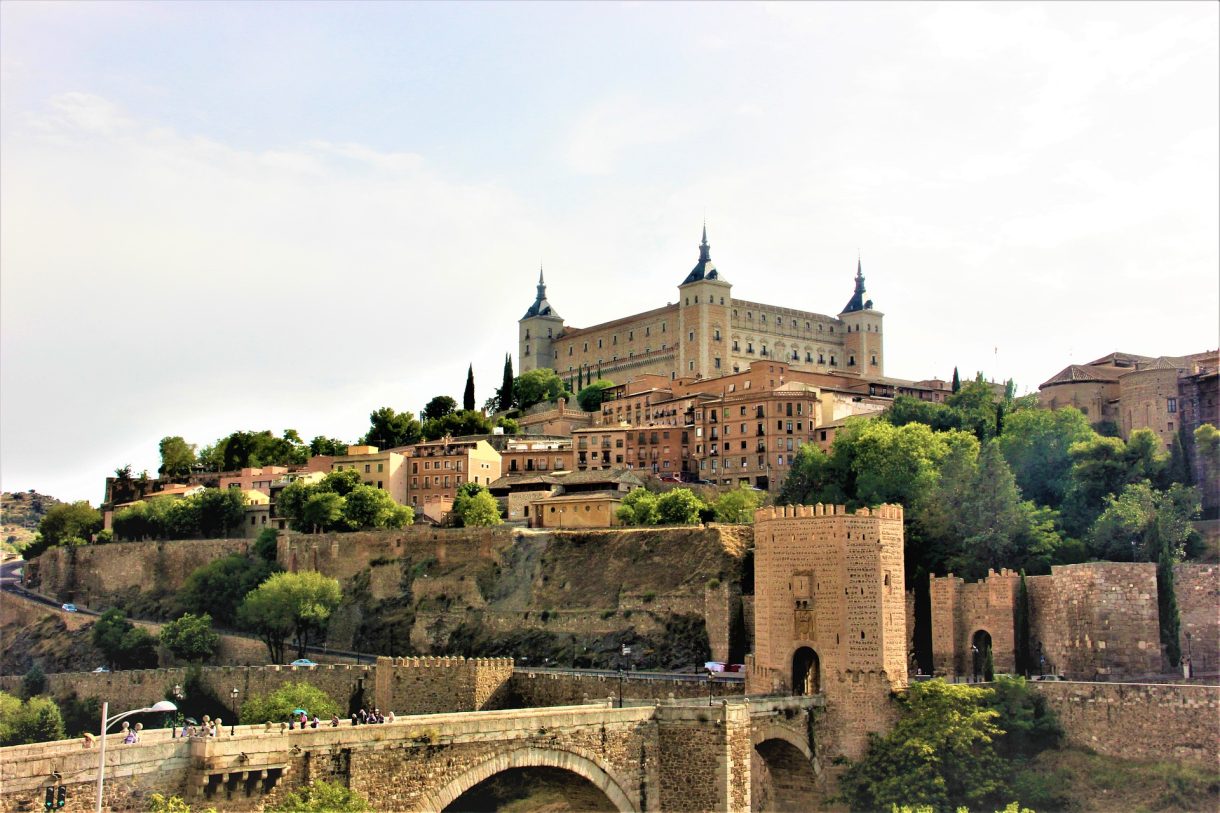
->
<box><xmin>238</xmin><ymin>681</ymin><xmax>340</xmax><ymax>725</ymax></box>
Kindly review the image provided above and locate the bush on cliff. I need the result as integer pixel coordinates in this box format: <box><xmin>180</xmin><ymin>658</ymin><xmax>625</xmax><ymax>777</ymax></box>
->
<box><xmin>237</xmin><ymin>571</ymin><xmax>342</xmax><ymax>663</ymax></box>
<box><xmin>180</xmin><ymin>553</ymin><xmax>280</xmax><ymax>627</ymax></box>
<box><xmin>160</xmin><ymin>612</ymin><xmax>220</xmax><ymax>664</ymax></box>
<box><xmin>91</xmin><ymin>608</ymin><xmax>159</xmax><ymax>671</ymax></box>
<box><xmin>266</xmin><ymin>779</ymin><xmax>368</xmax><ymax>812</ymax></box>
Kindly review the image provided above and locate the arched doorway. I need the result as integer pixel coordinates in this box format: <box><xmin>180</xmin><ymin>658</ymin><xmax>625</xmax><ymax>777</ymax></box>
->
<box><xmin>419</xmin><ymin>748</ymin><xmax>636</xmax><ymax>813</ymax></box>
<box><xmin>752</xmin><ymin>732</ymin><xmax>820</xmax><ymax>812</ymax></box>
<box><xmin>971</xmin><ymin>629</ymin><xmax>993</xmax><ymax>681</ymax></box>
<box><xmin>791</xmin><ymin>647</ymin><xmax>820</xmax><ymax>695</ymax></box>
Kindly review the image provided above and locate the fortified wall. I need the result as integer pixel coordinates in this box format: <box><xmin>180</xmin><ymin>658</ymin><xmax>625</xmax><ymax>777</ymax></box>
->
<box><xmin>0</xmin><ymin>657</ymin><xmax>514</xmax><ymax>719</ymax></box>
<box><xmin>746</xmin><ymin>503</ymin><xmax>907</xmax><ymax>760</ymax></box>
<box><xmin>1035</xmin><ymin>681</ymin><xmax>1219</xmax><ymax>766</ymax></box>
<box><xmin>930</xmin><ymin>563</ymin><xmax>1219</xmax><ymax>680</ymax></box>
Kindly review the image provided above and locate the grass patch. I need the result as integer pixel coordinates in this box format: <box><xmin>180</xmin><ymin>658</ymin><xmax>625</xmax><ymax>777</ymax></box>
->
<box><xmin>1013</xmin><ymin>748</ymin><xmax>1219</xmax><ymax>812</ymax></box>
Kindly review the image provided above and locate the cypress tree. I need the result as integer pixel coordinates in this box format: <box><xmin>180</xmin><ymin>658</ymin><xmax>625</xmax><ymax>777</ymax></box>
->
<box><xmin>463</xmin><ymin>364</ymin><xmax>475</xmax><ymax>412</ymax></box>
<box><xmin>1155</xmin><ymin>524</ymin><xmax>1182</xmax><ymax>667</ymax></box>
<box><xmin>995</xmin><ymin>402</ymin><xmax>1006</xmax><ymax>437</ymax></box>
<box><xmin>597</xmin><ymin>362</ymin><xmax>602</xmax><ymax>380</ymax></box>
<box><xmin>500</xmin><ymin>355</ymin><xmax>514</xmax><ymax>412</ymax></box>
<box><xmin>1015</xmin><ymin>570</ymin><xmax>1031</xmax><ymax>676</ymax></box>
<box><xmin>951</xmin><ymin>367</ymin><xmax>961</xmax><ymax>393</ymax></box>
<box><xmin>578</xmin><ymin>366</ymin><xmax>584</xmax><ymax>390</ymax></box>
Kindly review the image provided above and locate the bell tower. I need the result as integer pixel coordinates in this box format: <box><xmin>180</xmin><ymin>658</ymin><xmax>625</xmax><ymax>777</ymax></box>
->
<box><xmin>677</xmin><ymin>224</ymin><xmax>732</xmax><ymax>379</ymax></box>
<box><xmin>518</xmin><ymin>267</ymin><xmax>564</xmax><ymax>373</ymax></box>
<box><xmin>838</xmin><ymin>257</ymin><xmax>884</xmax><ymax>377</ymax></box>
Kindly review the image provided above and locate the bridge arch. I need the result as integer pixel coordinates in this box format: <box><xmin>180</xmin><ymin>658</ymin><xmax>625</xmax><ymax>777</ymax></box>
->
<box><xmin>417</xmin><ymin>745</ymin><xmax>638</xmax><ymax>813</ymax></box>
<box><xmin>751</xmin><ymin>725</ymin><xmax>820</xmax><ymax>812</ymax></box>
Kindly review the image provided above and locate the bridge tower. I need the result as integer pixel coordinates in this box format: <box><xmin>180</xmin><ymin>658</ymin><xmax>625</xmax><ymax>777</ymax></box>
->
<box><xmin>746</xmin><ymin>503</ymin><xmax>907</xmax><ymax>759</ymax></box>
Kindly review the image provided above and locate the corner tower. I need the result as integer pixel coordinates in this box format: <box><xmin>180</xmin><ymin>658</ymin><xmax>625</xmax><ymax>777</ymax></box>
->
<box><xmin>518</xmin><ymin>268</ymin><xmax>564</xmax><ymax>373</ymax></box>
<box><xmin>838</xmin><ymin>257</ymin><xmax>884</xmax><ymax>377</ymax></box>
<box><xmin>677</xmin><ymin>225</ymin><xmax>732</xmax><ymax>379</ymax></box>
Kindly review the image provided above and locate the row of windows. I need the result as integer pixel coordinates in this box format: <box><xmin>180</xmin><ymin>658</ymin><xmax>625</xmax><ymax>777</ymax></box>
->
<box><xmin>412</xmin><ymin>459</ymin><xmax>464</xmax><ymax>473</ymax></box>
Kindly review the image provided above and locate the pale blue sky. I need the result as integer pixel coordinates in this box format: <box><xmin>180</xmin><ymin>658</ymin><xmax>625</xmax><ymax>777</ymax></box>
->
<box><xmin>2</xmin><ymin>1</ymin><xmax>1217</xmax><ymax>503</ymax></box>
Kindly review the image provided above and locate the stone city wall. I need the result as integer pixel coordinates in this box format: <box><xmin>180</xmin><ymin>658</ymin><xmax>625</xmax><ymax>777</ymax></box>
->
<box><xmin>0</xmin><ymin>657</ymin><xmax>515</xmax><ymax>722</ymax></box>
<box><xmin>1035</xmin><ymin>681</ymin><xmax>1219</xmax><ymax>767</ymax></box>
<box><xmin>1174</xmin><ymin>563</ymin><xmax>1219</xmax><ymax>676</ymax></box>
<box><xmin>31</xmin><ymin>537</ymin><xmax>252</xmax><ymax>606</ymax></box>
<box><xmin>504</xmin><ymin>670</ymin><xmax>743</xmax><ymax>708</ymax></box>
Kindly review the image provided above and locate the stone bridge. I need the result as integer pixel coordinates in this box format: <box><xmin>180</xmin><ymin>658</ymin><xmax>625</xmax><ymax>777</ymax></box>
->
<box><xmin>0</xmin><ymin>696</ymin><xmax>826</xmax><ymax>812</ymax></box>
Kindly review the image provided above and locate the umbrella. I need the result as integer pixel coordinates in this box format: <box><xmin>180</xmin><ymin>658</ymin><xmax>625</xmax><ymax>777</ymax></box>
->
<box><xmin>185</xmin><ymin>718</ymin><xmax>198</xmax><ymax>725</ymax></box>
<box><xmin>291</xmin><ymin>708</ymin><xmax>308</xmax><ymax>716</ymax></box>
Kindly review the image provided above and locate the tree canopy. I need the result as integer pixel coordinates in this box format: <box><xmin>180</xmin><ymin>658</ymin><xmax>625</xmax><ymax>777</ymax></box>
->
<box><xmin>237</xmin><ymin>571</ymin><xmax>342</xmax><ymax>663</ymax></box>
<box><xmin>266</xmin><ymin>779</ymin><xmax>369</xmax><ymax>812</ymax></box>
<box><xmin>180</xmin><ymin>552</ymin><xmax>281</xmax><ymax>627</ymax></box>
<box><xmin>576</xmin><ymin>379</ymin><xmax>615</xmax><ymax>412</ymax></box>
<box><xmin>451</xmin><ymin>483</ymin><xmax>502</xmax><ymax>527</ymax></box>
<box><xmin>514</xmin><ymin>368</ymin><xmax>570</xmax><ymax>410</ymax></box>
<box><xmin>160</xmin><ymin>612</ymin><xmax>220</xmax><ymax>663</ymax></box>
<box><xmin>238</xmin><ymin>681</ymin><xmax>341</xmax><ymax>725</ymax></box>
<box><xmin>112</xmin><ymin>488</ymin><xmax>245</xmax><ymax>541</ymax></box>
<box><xmin>158</xmin><ymin>436</ymin><xmax>197</xmax><ymax>477</ymax></box>
<box><xmin>360</xmin><ymin>407</ymin><xmax>421</xmax><ymax>449</ymax></box>
<box><xmin>91</xmin><ymin>609</ymin><xmax>159</xmax><ymax>670</ymax></box>
<box><xmin>276</xmin><ymin>473</ymin><xmax>413</xmax><ymax>533</ymax></box>
<box><xmin>24</xmin><ymin>500</ymin><xmax>101</xmax><ymax>558</ymax></box>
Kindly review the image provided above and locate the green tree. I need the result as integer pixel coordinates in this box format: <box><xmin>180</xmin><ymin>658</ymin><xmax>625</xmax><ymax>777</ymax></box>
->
<box><xmin>452</xmin><ymin>484</ymin><xmax>502</xmax><ymax>527</ymax></box>
<box><xmin>181</xmin><ymin>554</ymin><xmax>280</xmax><ymax>627</ymax></box>
<box><xmin>343</xmin><ymin>485</ymin><xmax>413</xmax><ymax>529</ymax></box>
<box><xmin>948</xmin><ymin>441</ymin><xmax>1029</xmax><ymax>579</ymax></box>
<box><xmin>616</xmin><ymin>488</ymin><xmax>659</xmax><ymax>526</ymax></box>
<box><xmin>984</xmin><ymin>675</ymin><xmax>1062</xmax><ymax>759</ymax></box>
<box><xmin>148</xmin><ymin>794</ymin><xmax>195</xmax><ymax>813</ymax></box>
<box><xmin>421</xmin><ymin>410</ymin><xmax>494</xmax><ymax>441</ymax></box>
<box><xmin>266</xmin><ymin>779</ymin><xmax>369</xmax><ymax>812</ymax></box>
<box><xmin>308</xmin><ymin>436</ymin><xmax>349</xmax><ymax>457</ymax></box>
<box><xmin>656</xmin><ymin>488</ymin><xmax>705</xmax><ymax>525</ymax></box>
<box><xmin>1060</xmin><ymin>435</ymin><xmax>1134</xmax><ymax>537</ymax></box>
<box><xmin>237</xmin><ymin>571</ymin><xmax>342</xmax><ymax>662</ymax></box>
<box><xmin>1194</xmin><ymin>424</ymin><xmax>1219</xmax><ymax>503</ymax></box>
<box><xmin>1014</xmin><ymin>572</ymin><xmax>1031</xmax><ymax>676</ymax></box>
<box><xmin>160</xmin><ymin>613</ymin><xmax>220</xmax><ymax>663</ymax></box>
<box><xmin>514</xmin><ymin>368</ymin><xmax>567</xmax><ymax>409</ymax></box>
<box><xmin>998</xmin><ymin>407</ymin><xmax>1094</xmax><ymax>508</ymax></box>
<box><xmin>576</xmin><ymin>379</ymin><xmax>614</xmax><ymax>412</ymax></box>
<box><xmin>238</xmin><ymin>681</ymin><xmax>341</xmax><ymax>725</ymax></box>
<box><xmin>463</xmin><ymin>364</ymin><xmax>476</xmax><ymax>412</ymax></box>
<box><xmin>302</xmin><ymin>492</ymin><xmax>346</xmax><ymax>534</ymax></box>
<box><xmin>1156</xmin><ymin>532</ymin><xmax>1182</xmax><ymax>668</ymax></box>
<box><xmin>837</xmin><ymin>680</ymin><xmax>1008</xmax><ymax>812</ymax></box>
<box><xmin>777</xmin><ymin>443</ymin><xmax>848</xmax><ymax>506</ymax></box>
<box><xmin>30</xmin><ymin>500</ymin><xmax>101</xmax><ymax>554</ymax></box>
<box><xmin>0</xmin><ymin>694</ymin><xmax>66</xmax><ymax>745</ymax></box>
<box><xmin>499</xmin><ymin>353</ymin><xmax>516</xmax><ymax>412</ymax></box>
<box><xmin>20</xmin><ymin>664</ymin><xmax>46</xmax><ymax>699</ymax></box>
<box><xmin>951</xmin><ymin>366</ymin><xmax>961</xmax><ymax>393</ymax></box>
<box><xmin>885</xmin><ymin>395</ymin><xmax>961</xmax><ymax>433</ymax></box>
<box><xmin>423</xmin><ymin>395</ymin><xmax>458</xmax><ymax>421</ymax></box>
<box><xmin>158</xmin><ymin>436</ymin><xmax>197</xmax><ymax>478</ymax></box>
<box><xmin>1088</xmin><ymin>481</ymin><xmax>1201</xmax><ymax>562</ymax></box>
<box><xmin>92</xmin><ymin>609</ymin><xmax>160</xmax><ymax>670</ymax></box>
<box><xmin>711</xmin><ymin>486</ymin><xmax>763</xmax><ymax>523</ymax></box>
<box><xmin>360</xmin><ymin>407</ymin><xmax>422</xmax><ymax>449</ymax></box>
<box><xmin>947</xmin><ymin>380</ymin><xmax>1000</xmax><ymax>441</ymax></box>
<box><xmin>194</xmin><ymin>488</ymin><xmax>247</xmax><ymax>537</ymax></box>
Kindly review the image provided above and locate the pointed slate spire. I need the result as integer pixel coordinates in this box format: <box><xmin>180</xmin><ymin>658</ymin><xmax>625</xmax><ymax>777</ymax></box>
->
<box><xmin>683</xmin><ymin>222</ymin><xmax>720</xmax><ymax>284</ymax></box>
<box><xmin>842</xmin><ymin>254</ymin><xmax>871</xmax><ymax>313</ymax></box>
<box><xmin>523</xmin><ymin>264</ymin><xmax>560</xmax><ymax>319</ymax></box>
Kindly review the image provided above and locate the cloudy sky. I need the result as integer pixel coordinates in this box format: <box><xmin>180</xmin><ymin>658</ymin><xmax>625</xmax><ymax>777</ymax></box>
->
<box><xmin>2</xmin><ymin>2</ymin><xmax>1217</xmax><ymax>504</ymax></box>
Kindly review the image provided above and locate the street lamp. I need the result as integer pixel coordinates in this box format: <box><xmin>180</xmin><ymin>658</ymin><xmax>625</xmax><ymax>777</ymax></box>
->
<box><xmin>96</xmin><ymin>700</ymin><xmax>176</xmax><ymax>813</ymax></box>
<box><xmin>230</xmin><ymin>689</ymin><xmax>240</xmax><ymax>735</ymax></box>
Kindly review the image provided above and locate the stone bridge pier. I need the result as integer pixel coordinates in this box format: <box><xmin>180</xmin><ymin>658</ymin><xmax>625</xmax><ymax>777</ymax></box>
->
<box><xmin>0</xmin><ymin>696</ymin><xmax>827</xmax><ymax>813</ymax></box>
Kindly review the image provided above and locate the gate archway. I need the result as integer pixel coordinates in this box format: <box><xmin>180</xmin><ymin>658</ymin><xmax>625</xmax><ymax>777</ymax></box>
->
<box><xmin>792</xmin><ymin>647</ymin><xmax>820</xmax><ymax>695</ymax></box>
<box><xmin>971</xmin><ymin>629</ymin><xmax>993</xmax><ymax>681</ymax></box>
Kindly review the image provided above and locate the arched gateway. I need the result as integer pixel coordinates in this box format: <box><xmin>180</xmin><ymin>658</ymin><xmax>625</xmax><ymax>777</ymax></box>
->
<box><xmin>792</xmin><ymin>647</ymin><xmax>820</xmax><ymax>695</ymax></box>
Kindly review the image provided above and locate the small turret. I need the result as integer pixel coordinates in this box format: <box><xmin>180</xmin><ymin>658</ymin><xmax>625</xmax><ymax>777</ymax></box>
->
<box><xmin>523</xmin><ymin>267</ymin><xmax>560</xmax><ymax>319</ymax></box>
<box><xmin>841</xmin><ymin>257</ymin><xmax>872</xmax><ymax>314</ymax></box>
<box><xmin>682</xmin><ymin>222</ymin><xmax>722</xmax><ymax>284</ymax></box>
<box><xmin>519</xmin><ymin>266</ymin><xmax>565</xmax><ymax>373</ymax></box>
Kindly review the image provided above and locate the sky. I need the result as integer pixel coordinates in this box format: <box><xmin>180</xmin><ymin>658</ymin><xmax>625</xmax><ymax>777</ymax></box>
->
<box><xmin>2</xmin><ymin>1</ymin><xmax>1217</xmax><ymax>504</ymax></box>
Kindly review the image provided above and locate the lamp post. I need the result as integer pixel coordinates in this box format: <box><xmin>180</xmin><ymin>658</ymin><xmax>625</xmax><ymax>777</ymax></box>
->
<box><xmin>96</xmin><ymin>700</ymin><xmax>177</xmax><ymax>813</ymax></box>
<box><xmin>230</xmin><ymin>688</ymin><xmax>240</xmax><ymax>734</ymax></box>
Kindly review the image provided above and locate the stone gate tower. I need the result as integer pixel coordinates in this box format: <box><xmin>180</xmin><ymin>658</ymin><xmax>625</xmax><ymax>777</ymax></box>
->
<box><xmin>746</xmin><ymin>503</ymin><xmax>907</xmax><ymax>758</ymax></box>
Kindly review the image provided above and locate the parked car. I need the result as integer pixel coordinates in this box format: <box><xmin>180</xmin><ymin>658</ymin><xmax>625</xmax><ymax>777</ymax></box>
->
<box><xmin>1034</xmin><ymin>674</ymin><xmax>1064</xmax><ymax>681</ymax></box>
<box><xmin>290</xmin><ymin>659</ymin><xmax>318</xmax><ymax>667</ymax></box>
<box><xmin>61</xmin><ymin>603</ymin><xmax>78</xmax><ymax>613</ymax></box>
<box><xmin>92</xmin><ymin>666</ymin><xmax>110</xmax><ymax>673</ymax></box>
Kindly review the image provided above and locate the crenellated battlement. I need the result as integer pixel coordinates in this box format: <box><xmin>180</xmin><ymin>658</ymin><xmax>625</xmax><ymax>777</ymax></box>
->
<box><xmin>753</xmin><ymin>502</ymin><xmax>905</xmax><ymax>522</ymax></box>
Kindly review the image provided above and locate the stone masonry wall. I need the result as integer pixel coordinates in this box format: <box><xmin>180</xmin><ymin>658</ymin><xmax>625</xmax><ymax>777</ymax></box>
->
<box><xmin>32</xmin><ymin>537</ymin><xmax>252</xmax><ymax>606</ymax></box>
<box><xmin>503</xmin><ymin>670</ymin><xmax>743</xmax><ymax>708</ymax></box>
<box><xmin>1035</xmin><ymin>681</ymin><xmax>1219</xmax><ymax>766</ymax></box>
<box><xmin>0</xmin><ymin>657</ymin><xmax>515</xmax><ymax>723</ymax></box>
<box><xmin>1174</xmin><ymin>563</ymin><xmax>1219</xmax><ymax>676</ymax></box>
